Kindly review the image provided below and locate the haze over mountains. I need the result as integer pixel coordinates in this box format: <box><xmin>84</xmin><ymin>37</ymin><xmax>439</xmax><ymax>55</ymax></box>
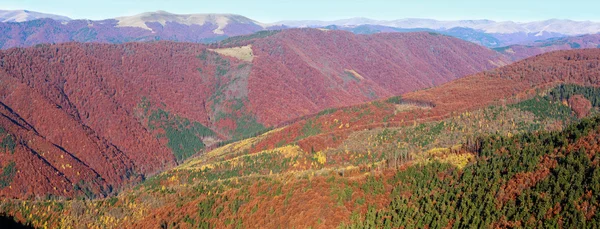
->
<box><xmin>278</xmin><ymin>18</ymin><xmax>600</xmax><ymax>36</ymax></box>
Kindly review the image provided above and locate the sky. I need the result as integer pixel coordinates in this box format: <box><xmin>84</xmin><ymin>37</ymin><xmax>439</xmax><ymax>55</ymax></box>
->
<box><xmin>2</xmin><ymin>0</ymin><xmax>599</xmax><ymax>23</ymax></box>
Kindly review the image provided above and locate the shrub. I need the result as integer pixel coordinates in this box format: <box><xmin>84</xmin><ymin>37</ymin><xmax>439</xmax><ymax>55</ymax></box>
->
<box><xmin>0</xmin><ymin>161</ymin><xmax>16</xmax><ymax>188</ymax></box>
<box><xmin>1</xmin><ymin>134</ymin><xmax>16</xmax><ymax>154</ymax></box>
<box><xmin>299</xmin><ymin>120</ymin><xmax>322</xmax><ymax>139</ymax></box>
<box><xmin>385</xmin><ymin>96</ymin><xmax>402</xmax><ymax>104</ymax></box>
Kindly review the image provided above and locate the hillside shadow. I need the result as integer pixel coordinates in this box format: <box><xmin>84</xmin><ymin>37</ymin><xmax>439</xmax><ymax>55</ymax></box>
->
<box><xmin>0</xmin><ymin>214</ymin><xmax>35</xmax><ymax>229</ymax></box>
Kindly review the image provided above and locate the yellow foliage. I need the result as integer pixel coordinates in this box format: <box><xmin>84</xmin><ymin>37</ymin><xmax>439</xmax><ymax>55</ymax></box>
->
<box><xmin>314</xmin><ymin>151</ymin><xmax>327</xmax><ymax>165</ymax></box>
<box><xmin>276</xmin><ymin>145</ymin><xmax>304</xmax><ymax>158</ymax></box>
<box><xmin>169</xmin><ymin>175</ymin><xmax>178</xmax><ymax>182</ymax></box>
<box><xmin>414</xmin><ymin>146</ymin><xmax>474</xmax><ymax>169</ymax></box>
<box><xmin>179</xmin><ymin>127</ymin><xmax>284</xmax><ymax>170</ymax></box>
<box><xmin>437</xmin><ymin>153</ymin><xmax>474</xmax><ymax>169</ymax></box>
<box><xmin>426</xmin><ymin>147</ymin><xmax>449</xmax><ymax>155</ymax></box>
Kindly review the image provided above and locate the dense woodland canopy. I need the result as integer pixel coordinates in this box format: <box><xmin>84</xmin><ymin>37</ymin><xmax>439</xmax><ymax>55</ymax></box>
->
<box><xmin>0</xmin><ymin>29</ymin><xmax>508</xmax><ymax>199</ymax></box>
<box><xmin>0</xmin><ymin>32</ymin><xmax>599</xmax><ymax>228</ymax></box>
<box><xmin>344</xmin><ymin>116</ymin><xmax>600</xmax><ymax>228</ymax></box>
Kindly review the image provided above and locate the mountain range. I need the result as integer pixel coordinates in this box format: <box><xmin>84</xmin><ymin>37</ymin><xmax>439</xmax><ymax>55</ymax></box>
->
<box><xmin>277</xmin><ymin>18</ymin><xmax>600</xmax><ymax>36</ymax></box>
<box><xmin>0</xmin><ymin>10</ymin><xmax>599</xmax><ymax>48</ymax></box>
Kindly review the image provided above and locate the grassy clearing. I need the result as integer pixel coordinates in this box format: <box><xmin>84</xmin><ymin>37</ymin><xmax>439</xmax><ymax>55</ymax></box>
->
<box><xmin>209</xmin><ymin>45</ymin><xmax>254</xmax><ymax>62</ymax></box>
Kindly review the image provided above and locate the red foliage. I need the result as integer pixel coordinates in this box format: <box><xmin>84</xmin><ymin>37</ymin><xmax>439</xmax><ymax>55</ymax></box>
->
<box><xmin>497</xmin><ymin>156</ymin><xmax>557</xmax><ymax>205</ymax></box>
<box><xmin>3</xmin><ymin>31</ymin><xmax>597</xmax><ymax>199</ymax></box>
<box><xmin>0</xmin><ymin>42</ymin><xmax>219</xmax><ymax>198</ymax></box>
<box><xmin>248</xmin><ymin>29</ymin><xmax>510</xmax><ymax>125</ymax></box>
<box><xmin>0</xmin><ymin>29</ymin><xmax>512</xmax><ymax>198</ymax></box>
<box><xmin>568</xmin><ymin>95</ymin><xmax>592</xmax><ymax>118</ymax></box>
<box><xmin>249</xmin><ymin>49</ymin><xmax>600</xmax><ymax>158</ymax></box>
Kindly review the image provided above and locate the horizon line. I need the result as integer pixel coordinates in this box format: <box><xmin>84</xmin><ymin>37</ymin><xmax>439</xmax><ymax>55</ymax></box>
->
<box><xmin>2</xmin><ymin>8</ymin><xmax>599</xmax><ymax>24</ymax></box>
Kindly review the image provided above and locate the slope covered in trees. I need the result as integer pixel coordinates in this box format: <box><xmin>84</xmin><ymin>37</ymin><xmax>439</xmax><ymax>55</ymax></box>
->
<box><xmin>0</xmin><ymin>29</ymin><xmax>508</xmax><ymax>199</ymax></box>
<box><xmin>241</xmin><ymin>29</ymin><xmax>509</xmax><ymax>125</ymax></box>
<box><xmin>344</xmin><ymin>116</ymin><xmax>600</xmax><ymax>228</ymax></box>
<box><xmin>495</xmin><ymin>34</ymin><xmax>600</xmax><ymax>61</ymax></box>
<box><xmin>0</xmin><ymin>49</ymin><xmax>599</xmax><ymax>228</ymax></box>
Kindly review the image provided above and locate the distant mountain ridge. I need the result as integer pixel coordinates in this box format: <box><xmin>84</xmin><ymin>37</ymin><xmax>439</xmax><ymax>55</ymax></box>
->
<box><xmin>0</xmin><ymin>9</ymin><xmax>70</xmax><ymax>22</ymax></box>
<box><xmin>0</xmin><ymin>9</ymin><xmax>599</xmax><ymax>49</ymax></box>
<box><xmin>278</xmin><ymin>18</ymin><xmax>600</xmax><ymax>47</ymax></box>
<box><xmin>0</xmin><ymin>11</ymin><xmax>280</xmax><ymax>49</ymax></box>
<box><xmin>495</xmin><ymin>34</ymin><xmax>600</xmax><ymax>61</ymax></box>
<box><xmin>276</xmin><ymin>18</ymin><xmax>600</xmax><ymax>36</ymax></box>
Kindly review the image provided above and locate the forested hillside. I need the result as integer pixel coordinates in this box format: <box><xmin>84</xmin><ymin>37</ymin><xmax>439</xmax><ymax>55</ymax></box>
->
<box><xmin>0</xmin><ymin>29</ymin><xmax>508</xmax><ymax>199</ymax></box>
<box><xmin>1</xmin><ymin>49</ymin><xmax>599</xmax><ymax>228</ymax></box>
<box><xmin>496</xmin><ymin>34</ymin><xmax>600</xmax><ymax>61</ymax></box>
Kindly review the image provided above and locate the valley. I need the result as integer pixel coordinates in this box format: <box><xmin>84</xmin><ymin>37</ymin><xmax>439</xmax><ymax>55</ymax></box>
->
<box><xmin>0</xmin><ymin>3</ymin><xmax>599</xmax><ymax>228</ymax></box>
<box><xmin>0</xmin><ymin>29</ymin><xmax>507</xmax><ymax>200</ymax></box>
<box><xmin>1</xmin><ymin>49</ymin><xmax>599</xmax><ymax>228</ymax></box>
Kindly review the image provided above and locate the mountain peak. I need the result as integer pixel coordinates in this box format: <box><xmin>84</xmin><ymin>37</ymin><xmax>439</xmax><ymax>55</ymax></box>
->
<box><xmin>0</xmin><ymin>9</ymin><xmax>70</xmax><ymax>22</ymax></box>
<box><xmin>115</xmin><ymin>11</ymin><xmax>265</xmax><ymax>34</ymax></box>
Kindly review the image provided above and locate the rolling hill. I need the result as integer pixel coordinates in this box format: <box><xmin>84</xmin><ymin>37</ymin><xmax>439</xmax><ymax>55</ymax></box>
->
<box><xmin>0</xmin><ymin>29</ymin><xmax>508</xmax><ymax>199</ymax></box>
<box><xmin>1</xmin><ymin>48</ymin><xmax>598</xmax><ymax>228</ymax></box>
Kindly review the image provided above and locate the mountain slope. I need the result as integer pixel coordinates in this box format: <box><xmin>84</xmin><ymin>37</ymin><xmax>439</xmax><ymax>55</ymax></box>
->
<box><xmin>496</xmin><ymin>34</ymin><xmax>600</xmax><ymax>60</ymax></box>
<box><xmin>243</xmin><ymin>29</ymin><xmax>509</xmax><ymax>125</ymax></box>
<box><xmin>0</xmin><ymin>29</ymin><xmax>509</xmax><ymax>199</ymax></box>
<box><xmin>1</xmin><ymin>49</ymin><xmax>599</xmax><ymax>228</ymax></box>
<box><xmin>0</xmin><ymin>10</ymin><xmax>70</xmax><ymax>22</ymax></box>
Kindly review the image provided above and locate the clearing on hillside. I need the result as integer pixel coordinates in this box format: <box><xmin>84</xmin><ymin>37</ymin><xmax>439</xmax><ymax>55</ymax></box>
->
<box><xmin>209</xmin><ymin>45</ymin><xmax>254</xmax><ymax>62</ymax></box>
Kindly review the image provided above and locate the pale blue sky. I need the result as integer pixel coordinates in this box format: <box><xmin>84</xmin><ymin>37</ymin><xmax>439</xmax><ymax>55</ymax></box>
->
<box><xmin>2</xmin><ymin>0</ymin><xmax>598</xmax><ymax>23</ymax></box>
